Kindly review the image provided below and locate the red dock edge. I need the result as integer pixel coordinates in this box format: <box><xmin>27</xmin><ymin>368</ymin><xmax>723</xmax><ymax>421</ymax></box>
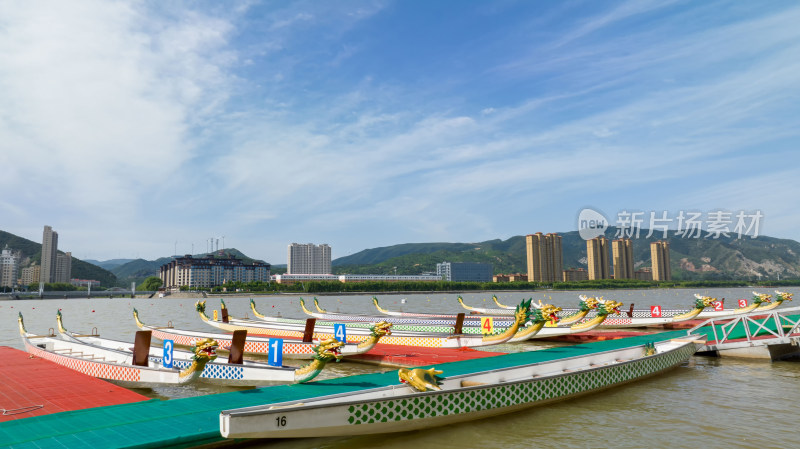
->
<box><xmin>0</xmin><ymin>346</ymin><xmax>149</xmax><ymax>422</ymax></box>
<box><xmin>349</xmin><ymin>343</ymin><xmax>506</xmax><ymax>367</ymax></box>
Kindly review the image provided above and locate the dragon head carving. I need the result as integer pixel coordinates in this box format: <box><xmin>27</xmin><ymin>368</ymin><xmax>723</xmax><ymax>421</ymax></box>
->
<box><xmin>196</xmin><ymin>300</ymin><xmax>207</xmax><ymax>314</ymax></box>
<box><xmin>370</xmin><ymin>321</ymin><xmax>393</xmax><ymax>338</ymax></box>
<box><xmin>529</xmin><ymin>303</ymin><xmax>562</xmax><ymax>325</ymax></box>
<box><xmin>596</xmin><ymin>298</ymin><xmax>623</xmax><ymax>316</ymax></box>
<box><xmin>693</xmin><ymin>295</ymin><xmax>716</xmax><ymax>309</ymax></box>
<box><xmin>578</xmin><ymin>295</ymin><xmax>601</xmax><ymax>312</ymax></box>
<box><xmin>398</xmin><ymin>367</ymin><xmax>443</xmax><ymax>392</ymax></box>
<box><xmin>313</xmin><ymin>338</ymin><xmax>344</xmax><ymax>363</ymax></box>
<box><xmin>775</xmin><ymin>291</ymin><xmax>794</xmax><ymax>302</ymax></box>
<box><xmin>192</xmin><ymin>338</ymin><xmax>219</xmax><ymax>363</ymax></box>
<box><xmin>514</xmin><ymin>298</ymin><xmax>533</xmax><ymax>325</ymax></box>
<box><xmin>751</xmin><ymin>292</ymin><xmax>772</xmax><ymax>305</ymax></box>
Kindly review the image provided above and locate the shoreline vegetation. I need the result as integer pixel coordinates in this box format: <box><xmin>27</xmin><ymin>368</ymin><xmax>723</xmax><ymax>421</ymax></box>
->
<box><xmin>4</xmin><ymin>279</ymin><xmax>796</xmax><ymax>301</ymax></box>
<box><xmin>175</xmin><ymin>278</ymin><xmax>800</xmax><ymax>295</ymax></box>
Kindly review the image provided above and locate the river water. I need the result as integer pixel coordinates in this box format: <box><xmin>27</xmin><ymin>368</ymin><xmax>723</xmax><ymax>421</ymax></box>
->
<box><xmin>2</xmin><ymin>287</ymin><xmax>799</xmax><ymax>448</ymax></box>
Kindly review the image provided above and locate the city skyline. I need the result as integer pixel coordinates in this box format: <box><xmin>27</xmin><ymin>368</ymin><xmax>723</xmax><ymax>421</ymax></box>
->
<box><xmin>2</xmin><ymin>2</ymin><xmax>799</xmax><ymax>264</ymax></box>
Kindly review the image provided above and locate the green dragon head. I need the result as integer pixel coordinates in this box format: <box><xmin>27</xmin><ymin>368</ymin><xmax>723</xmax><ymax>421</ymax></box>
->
<box><xmin>578</xmin><ymin>295</ymin><xmax>601</xmax><ymax>312</ymax></box>
<box><xmin>596</xmin><ymin>298</ymin><xmax>623</xmax><ymax>316</ymax></box>
<box><xmin>313</xmin><ymin>338</ymin><xmax>344</xmax><ymax>363</ymax></box>
<box><xmin>220</xmin><ymin>298</ymin><xmax>227</xmax><ymax>309</ymax></box>
<box><xmin>751</xmin><ymin>292</ymin><xmax>772</xmax><ymax>305</ymax></box>
<box><xmin>370</xmin><ymin>321</ymin><xmax>393</xmax><ymax>338</ymax></box>
<box><xmin>529</xmin><ymin>303</ymin><xmax>562</xmax><ymax>325</ymax></box>
<box><xmin>644</xmin><ymin>342</ymin><xmax>656</xmax><ymax>357</ymax></box>
<box><xmin>693</xmin><ymin>295</ymin><xmax>716</xmax><ymax>309</ymax></box>
<box><xmin>192</xmin><ymin>338</ymin><xmax>219</xmax><ymax>363</ymax></box>
<box><xmin>196</xmin><ymin>300</ymin><xmax>207</xmax><ymax>314</ymax></box>
<box><xmin>18</xmin><ymin>312</ymin><xmax>26</xmax><ymax>334</ymax></box>
<box><xmin>775</xmin><ymin>291</ymin><xmax>794</xmax><ymax>302</ymax></box>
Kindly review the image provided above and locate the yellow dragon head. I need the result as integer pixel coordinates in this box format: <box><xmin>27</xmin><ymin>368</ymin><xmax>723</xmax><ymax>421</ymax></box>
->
<box><xmin>313</xmin><ymin>338</ymin><xmax>344</xmax><ymax>363</ymax></box>
<box><xmin>398</xmin><ymin>367</ymin><xmax>443</xmax><ymax>392</ymax></box>
<box><xmin>775</xmin><ymin>291</ymin><xmax>794</xmax><ymax>302</ymax></box>
<box><xmin>192</xmin><ymin>338</ymin><xmax>219</xmax><ymax>364</ymax></box>
<box><xmin>529</xmin><ymin>303</ymin><xmax>562</xmax><ymax>325</ymax></box>
<box><xmin>693</xmin><ymin>295</ymin><xmax>716</xmax><ymax>309</ymax></box>
<box><xmin>751</xmin><ymin>292</ymin><xmax>772</xmax><ymax>305</ymax></box>
<box><xmin>370</xmin><ymin>321</ymin><xmax>393</xmax><ymax>338</ymax></box>
<box><xmin>578</xmin><ymin>295</ymin><xmax>601</xmax><ymax>312</ymax></box>
<box><xmin>596</xmin><ymin>298</ymin><xmax>623</xmax><ymax>316</ymax></box>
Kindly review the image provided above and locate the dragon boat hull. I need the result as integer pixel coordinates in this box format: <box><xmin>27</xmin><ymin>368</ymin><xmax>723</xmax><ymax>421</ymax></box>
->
<box><xmin>20</xmin><ymin>332</ymin><xmax>198</xmax><ymax>388</ymax></box>
<box><xmin>204</xmin><ymin>317</ymin><xmax>524</xmax><ymax>348</ymax></box>
<box><xmin>59</xmin><ymin>332</ymin><xmax>298</xmax><ymax>386</ymax></box>
<box><xmin>220</xmin><ymin>337</ymin><xmax>703</xmax><ymax>439</ymax></box>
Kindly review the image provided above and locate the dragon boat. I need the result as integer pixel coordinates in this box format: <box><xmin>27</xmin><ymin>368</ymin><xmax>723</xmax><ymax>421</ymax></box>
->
<box><xmin>18</xmin><ymin>313</ymin><xmax>213</xmax><ymax>388</ymax></box>
<box><xmin>492</xmin><ymin>291</ymin><xmax>792</xmax><ymax>319</ymax></box>
<box><xmin>249</xmin><ymin>297</ymin><xmax>622</xmax><ymax>343</ymax></box>
<box><xmin>57</xmin><ymin>311</ymin><xmax>342</xmax><ymax>385</ymax></box>
<box><xmin>200</xmin><ymin>299</ymin><xmax>537</xmax><ymax>348</ymax></box>
<box><xmin>300</xmin><ymin>297</ymin><xmax>516</xmax><ymax>327</ymax></box>
<box><xmin>506</xmin><ymin>298</ymin><xmax>623</xmax><ymax>342</ymax></box>
<box><xmin>220</xmin><ymin>335</ymin><xmax>705</xmax><ymax>439</ymax></box>
<box><xmin>134</xmin><ymin>307</ymin><xmax>392</xmax><ymax>360</ymax></box>
<box><xmin>247</xmin><ymin>298</ymin><xmax>519</xmax><ymax>333</ymax></box>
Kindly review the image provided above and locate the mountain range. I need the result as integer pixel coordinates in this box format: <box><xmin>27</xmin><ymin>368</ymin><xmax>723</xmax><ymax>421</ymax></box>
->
<box><xmin>332</xmin><ymin>227</ymin><xmax>800</xmax><ymax>281</ymax></box>
<box><xmin>3</xmin><ymin>226</ymin><xmax>800</xmax><ymax>286</ymax></box>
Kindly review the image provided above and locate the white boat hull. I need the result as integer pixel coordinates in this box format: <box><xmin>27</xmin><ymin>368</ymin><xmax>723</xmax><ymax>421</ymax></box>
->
<box><xmin>220</xmin><ymin>339</ymin><xmax>701</xmax><ymax>438</ymax></box>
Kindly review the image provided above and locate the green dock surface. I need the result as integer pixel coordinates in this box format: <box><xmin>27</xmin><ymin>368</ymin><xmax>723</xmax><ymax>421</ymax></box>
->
<box><xmin>3</xmin><ymin>315</ymin><xmax>795</xmax><ymax>449</ymax></box>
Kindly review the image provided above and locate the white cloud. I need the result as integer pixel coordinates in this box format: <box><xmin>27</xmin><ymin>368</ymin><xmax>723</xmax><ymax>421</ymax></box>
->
<box><xmin>0</xmin><ymin>1</ymin><xmax>234</xmax><ymax>215</ymax></box>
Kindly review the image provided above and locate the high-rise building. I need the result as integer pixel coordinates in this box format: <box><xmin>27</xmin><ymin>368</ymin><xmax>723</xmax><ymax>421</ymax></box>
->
<box><xmin>651</xmin><ymin>241</ymin><xmax>671</xmax><ymax>281</ymax></box>
<box><xmin>41</xmin><ymin>225</ymin><xmax>58</xmax><ymax>283</ymax></box>
<box><xmin>55</xmin><ymin>252</ymin><xmax>72</xmax><ymax>283</ymax></box>
<box><xmin>287</xmin><ymin>243</ymin><xmax>332</xmax><ymax>274</ymax></box>
<box><xmin>611</xmin><ymin>239</ymin><xmax>634</xmax><ymax>279</ymax></box>
<box><xmin>586</xmin><ymin>236</ymin><xmax>610</xmax><ymax>280</ymax></box>
<box><xmin>525</xmin><ymin>232</ymin><xmax>563</xmax><ymax>282</ymax></box>
<box><xmin>21</xmin><ymin>264</ymin><xmax>41</xmax><ymax>286</ymax></box>
<box><xmin>0</xmin><ymin>246</ymin><xmax>20</xmax><ymax>288</ymax></box>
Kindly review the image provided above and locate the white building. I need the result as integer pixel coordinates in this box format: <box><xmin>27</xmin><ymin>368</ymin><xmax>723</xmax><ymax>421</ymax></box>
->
<box><xmin>271</xmin><ymin>273</ymin><xmax>442</xmax><ymax>285</ymax></box>
<box><xmin>0</xmin><ymin>247</ymin><xmax>20</xmax><ymax>288</ymax></box>
<box><xmin>287</xmin><ymin>243</ymin><xmax>331</xmax><ymax>274</ymax></box>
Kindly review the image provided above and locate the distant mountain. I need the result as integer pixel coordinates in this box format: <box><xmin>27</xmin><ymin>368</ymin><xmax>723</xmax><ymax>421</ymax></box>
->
<box><xmin>332</xmin><ymin>227</ymin><xmax>800</xmax><ymax>281</ymax></box>
<box><xmin>84</xmin><ymin>258</ymin><xmax>135</xmax><ymax>270</ymax></box>
<box><xmin>0</xmin><ymin>230</ymin><xmax>117</xmax><ymax>286</ymax></box>
<box><xmin>109</xmin><ymin>248</ymin><xmax>269</xmax><ymax>284</ymax></box>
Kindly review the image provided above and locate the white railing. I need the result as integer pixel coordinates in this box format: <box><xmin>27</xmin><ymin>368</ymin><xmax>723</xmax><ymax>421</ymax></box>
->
<box><xmin>686</xmin><ymin>305</ymin><xmax>800</xmax><ymax>349</ymax></box>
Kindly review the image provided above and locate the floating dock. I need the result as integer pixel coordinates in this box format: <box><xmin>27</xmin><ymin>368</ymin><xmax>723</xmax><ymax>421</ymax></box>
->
<box><xmin>0</xmin><ymin>330</ymin><xmax>691</xmax><ymax>448</ymax></box>
<box><xmin>0</xmin><ymin>346</ymin><xmax>149</xmax><ymax>423</ymax></box>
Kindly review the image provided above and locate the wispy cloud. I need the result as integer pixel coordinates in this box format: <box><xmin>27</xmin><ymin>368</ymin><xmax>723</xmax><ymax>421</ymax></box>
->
<box><xmin>1</xmin><ymin>1</ymin><xmax>798</xmax><ymax>261</ymax></box>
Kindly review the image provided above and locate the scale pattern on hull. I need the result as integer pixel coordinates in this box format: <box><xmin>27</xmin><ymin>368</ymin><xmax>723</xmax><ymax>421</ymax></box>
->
<box><xmin>149</xmin><ymin>357</ymin><xmax>245</xmax><ymax>380</ymax></box>
<box><xmin>346</xmin><ymin>343</ymin><xmax>695</xmax><ymax>425</ymax></box>
<box><xmin>26</xmin><ymin>342</ymin><xmax>141</xmax><ymax>382</ymax></box>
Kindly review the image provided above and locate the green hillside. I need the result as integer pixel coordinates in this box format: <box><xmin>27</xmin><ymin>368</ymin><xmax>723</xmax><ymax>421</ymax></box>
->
<box><xmin>333</xmin><ymin>228</ymin><xmax>800</xmax><ymax>281</ymax></box>
<box><xmin>0</xmin><ymin>230</ymin><xmax>117</xmax><ymax>286</ymax></box>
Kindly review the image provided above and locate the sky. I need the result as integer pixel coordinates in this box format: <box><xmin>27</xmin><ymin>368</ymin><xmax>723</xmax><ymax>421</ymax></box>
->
<box><xmin>1</xmin><ymin>0</ymin><xmax>799</xmax><ymax>264</ymax></box>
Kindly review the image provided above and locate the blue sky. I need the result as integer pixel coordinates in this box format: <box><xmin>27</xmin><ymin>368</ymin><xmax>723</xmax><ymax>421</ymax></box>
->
<box><xmin>1</xmin><ymin>0</ymin><xmax>798</xmax><ymax>264</ymax></box>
